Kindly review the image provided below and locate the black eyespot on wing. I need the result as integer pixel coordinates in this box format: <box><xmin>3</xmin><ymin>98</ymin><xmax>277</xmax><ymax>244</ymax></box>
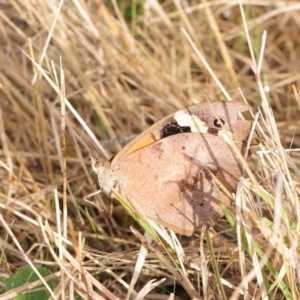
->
<box><xmin>213</xmin><ymin>118</ymin><xmax>225</xmax><ymax>128</ymax></box>
<box><xmin>161</xmin><ymin>119</ymin><xmax>191</xmax><ymax>138</ymax></box>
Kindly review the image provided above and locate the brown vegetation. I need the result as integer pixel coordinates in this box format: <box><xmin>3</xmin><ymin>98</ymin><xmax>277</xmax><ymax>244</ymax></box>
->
<box><xmin>0</xmin><ymin>1</ymin><xmax>300</xmax><ymax>299</ymax></box>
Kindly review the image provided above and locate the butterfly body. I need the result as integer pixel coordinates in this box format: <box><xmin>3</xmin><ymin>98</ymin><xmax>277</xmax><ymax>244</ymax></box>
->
<box><xmin>91</xmin><ymin>101</ymin><xmax>259</xmax><ymax>235</ymax></box>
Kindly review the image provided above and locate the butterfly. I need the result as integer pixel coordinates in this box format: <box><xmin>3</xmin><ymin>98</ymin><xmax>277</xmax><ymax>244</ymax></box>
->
<box><xmin>91</xmin><ymin>101</ymin><xmax>259</xmax><ymax>235</ymax></box>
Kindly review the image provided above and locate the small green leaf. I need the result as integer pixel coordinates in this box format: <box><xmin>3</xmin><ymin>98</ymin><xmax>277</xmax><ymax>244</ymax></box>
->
<box><xmin>2</xmin><ymin>265</ymin><xmax>57</xmax><ymax>300</ymax></box>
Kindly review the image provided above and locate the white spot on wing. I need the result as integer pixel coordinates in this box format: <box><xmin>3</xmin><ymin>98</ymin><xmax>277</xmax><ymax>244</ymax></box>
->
<box><xmin>174</xmin><ymin>111</ymin><xmax>208</xmax><ymax>133</ymax></box>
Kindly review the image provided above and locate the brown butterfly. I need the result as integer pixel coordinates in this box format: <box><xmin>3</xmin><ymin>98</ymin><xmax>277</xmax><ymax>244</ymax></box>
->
<box><xmin>91</xmin><ymin>101</ymin><xmax>259</xmax><ymax>235</ymax></box>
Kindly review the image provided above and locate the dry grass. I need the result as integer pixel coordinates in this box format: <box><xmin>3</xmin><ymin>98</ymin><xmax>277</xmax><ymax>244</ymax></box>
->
<box><xmin>0</xmin><ymin>0</ymin><xmax>300</xmax><ymax>299</ymax></box>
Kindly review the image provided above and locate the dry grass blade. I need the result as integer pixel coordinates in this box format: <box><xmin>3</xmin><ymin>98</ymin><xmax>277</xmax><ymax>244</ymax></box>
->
<box><xmin>0</xmin><ymin>0</ymin><xmax>300</xmax><ymax>299</ymax></box>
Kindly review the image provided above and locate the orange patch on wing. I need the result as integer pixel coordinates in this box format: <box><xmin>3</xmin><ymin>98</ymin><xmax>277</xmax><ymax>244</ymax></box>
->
<box><xmin>113</xmin><ymin>130</ymin><xmax>162</xmax><ymax>163</ymax></box>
